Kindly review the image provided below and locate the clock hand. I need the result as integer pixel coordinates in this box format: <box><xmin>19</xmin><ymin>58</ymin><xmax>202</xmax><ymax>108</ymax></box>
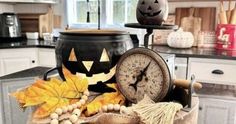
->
<box><xmin>130</xmin><ymin>73</ymin><xmax>143</xmax><ymax>91</ymax></box>
<box><xmin>140</xmin><ymin>61</ymin><xmax>151</xmax><ymax>76</ymax></box>
<box><xmin>129</xmin><ymin>61</ymin><xmax>151</xmax><ymax>91</ymax></box>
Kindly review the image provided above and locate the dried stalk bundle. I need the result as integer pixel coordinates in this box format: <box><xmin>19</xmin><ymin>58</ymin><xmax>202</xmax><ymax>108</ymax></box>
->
<box><xmin>132</xmin><ymin>102</ymin><xmax>183</xmax><ymax>124</ymax></box>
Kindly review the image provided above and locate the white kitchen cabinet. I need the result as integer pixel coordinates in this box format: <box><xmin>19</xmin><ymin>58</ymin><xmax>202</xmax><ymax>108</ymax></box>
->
<box><xmin>165</xmin><ymin>54</ymin><xmax>175</xmax><ymax>78</ymax></box>
<box><xmin>187</xmin><ymin>58</ymin><xmax>236</xmax><ymax>124</ymax></box>
<box><xmin>0</xmin><ymin>0</ymin><xmax>56</xmax><ymax>4</ymax></box>
<box><xmin>38</xmin><ymin>48</ymin><xmax>56</xmax><ymax>67</ymax></box>
<box><xmin>174</xmin><ymin>57</ymin><xmax>188</xmax><ymax>79</ymax></box>
<box><xmin>0</xmin><ymin>82</ymin><xmax>3</xmax><ymax>124</ymax></box>
<box><xmin>0</xmin><ymin>77</ymin><xmax>35</xmax><ymax>124</ymax></box>
<box><xmin>0</xmin><ymin>60</ymin><xmax>3</xmax><ymax>77</ymax></box>
<box><xmin>0</xmin><ymin>48</ymin><xmax>57</xmax><ymax>77</ymax></box>
<box><xmin>188</xmin><ymin>58</ymin><xmax>236</xmax><ymax>85</ymax></box>
<box><xmin>198</xmin><ymin>95</ymin><xmax>236</xmax><ymax>124</ymax></box>
<box><xmin>0</xmin><ymin>48</ymin><xmax>38</xmax><ymax>76</ymax></box>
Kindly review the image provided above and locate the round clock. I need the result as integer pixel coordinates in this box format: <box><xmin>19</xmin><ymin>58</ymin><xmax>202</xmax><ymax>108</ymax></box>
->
<box><xmin>116</xmin><ymin>48</ymin><xmax>171</xmax><ymax>103</ymax></box>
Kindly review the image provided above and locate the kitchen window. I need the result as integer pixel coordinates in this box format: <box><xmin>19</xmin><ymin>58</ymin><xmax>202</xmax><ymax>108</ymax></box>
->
<box><xmin>66</xmin><ymin>0</ymin><xmax>138</xmax><ymax>28</ymax></box>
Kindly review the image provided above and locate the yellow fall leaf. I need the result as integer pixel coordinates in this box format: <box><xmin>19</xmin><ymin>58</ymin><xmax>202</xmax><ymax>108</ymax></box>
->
<box><xmin>64</xmin><ymin>74</ymin><xmax>88</xmax><ymax>99</ymax></box>
<box><xmin>10</xmin><ymin>73</ymin><xmax>88</xmax><ymax>119</ymax></box>
<box><xmin>86</xmin><ymin>84</ymin><xmax>125</xmax><ymax>116</ymax></box>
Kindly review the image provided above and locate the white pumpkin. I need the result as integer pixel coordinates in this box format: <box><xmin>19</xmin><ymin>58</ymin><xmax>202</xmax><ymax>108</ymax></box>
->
<box><xmin>167</xmin><ymin>28</ymin><xmax>194</xmax><ymax>48</ymax></box>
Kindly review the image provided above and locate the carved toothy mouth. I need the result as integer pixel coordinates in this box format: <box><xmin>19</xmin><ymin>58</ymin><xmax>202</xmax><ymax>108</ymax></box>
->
<box><xmin>76</xmin><ymin>66</ymin><xmax>116</xmax><ymax>85</ymax></box>
<box><xmin>138</xmin><ymin>9</ymin><xmax>162</xmax><ymax>17</ymax></box>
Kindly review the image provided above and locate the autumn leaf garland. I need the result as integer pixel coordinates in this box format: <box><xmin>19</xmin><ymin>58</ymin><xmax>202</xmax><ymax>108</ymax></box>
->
<box><xmin>11</xmin><ymin>74</ymin><xmax>89</xmax><ymax>119</ymax></box>
<box><xmin>11</xmin><ymin>67</ymin><xmax>126</xmax><ymax>120</ymax></box>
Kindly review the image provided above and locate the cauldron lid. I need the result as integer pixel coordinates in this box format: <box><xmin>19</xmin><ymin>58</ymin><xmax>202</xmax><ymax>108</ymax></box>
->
<box><xmin>60</xmin><ymin>29</ymin><xmax>128</xmax><ymax>35</ymax></box>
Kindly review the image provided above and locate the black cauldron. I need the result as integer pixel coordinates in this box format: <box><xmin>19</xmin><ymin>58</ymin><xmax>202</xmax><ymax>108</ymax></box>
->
<box><xmin>45</xmin><ymin>29</ymin><xmax>133</xmax><ymax>90</ymax></box>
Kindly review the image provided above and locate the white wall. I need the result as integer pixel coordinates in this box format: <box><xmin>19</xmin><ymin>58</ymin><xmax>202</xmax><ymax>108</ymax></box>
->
<box><xmin>0</xmin><ymin>1</ymin><xmax>234</xmax><ymax>44</ymax></box>
<box><xmin>12</xmin><ymin>0</ymin><xmax>67</xmax><ymax>28</ymax></box>
<box><xmin>1</xmin><ymin>1</ymin><xmax>233</xmax><ymax>25</ymax></box>
<box><xmin>0</xmin><ymin>3</ymin><xmax>14</xmax><ymax>13</ymax></box>
<box><xmin>51</xmin><ymin>0</ymin><xmax>67</xmax><ymax>28</ymax></box>
<box><xmin>34</xmin><ymin>1</ymin><xmax>236</xmax><ymax>45</ymax></box>
<box><xmin>14</xmin><ymin>4</ymin><xmax>49</xmax><ymax>13</ymax></box>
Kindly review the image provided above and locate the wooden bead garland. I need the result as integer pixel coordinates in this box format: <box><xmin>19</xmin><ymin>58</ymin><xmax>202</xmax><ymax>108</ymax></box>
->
<box><xmin>50</xmin><ymin>89</ymin><xmax>89</xmax><ymax>124</ymax></box>
<box><xmin>99</xmin><ymin>104</ymin><xmax>128</xmax><ymax>114</ymax></box>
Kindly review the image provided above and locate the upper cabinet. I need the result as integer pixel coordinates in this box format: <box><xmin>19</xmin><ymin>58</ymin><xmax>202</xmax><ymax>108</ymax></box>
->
<box><xmin>0</xmin><ymin>0</ymin><xmax>56</xmax><ymax>4</ymax></box>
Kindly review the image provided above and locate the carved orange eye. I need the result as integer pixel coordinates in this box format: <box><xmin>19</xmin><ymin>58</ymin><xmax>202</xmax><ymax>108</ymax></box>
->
<box><xmin>100</xmin><ymin>48</ymin><xmax>110</xmax><ymax>62</ymax></box>
<box><xmin>68</xmin><ymin>48</ymin><xmax>77</xmax><ymax>62</ymax></box>
<box><xmin>68</xmin><ymin>48</ymin><xmax>110</xmax><ymax>72</ymax></box>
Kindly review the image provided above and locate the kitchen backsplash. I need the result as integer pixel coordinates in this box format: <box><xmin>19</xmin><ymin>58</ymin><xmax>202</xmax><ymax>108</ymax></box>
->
<box><xmin>14</xmin><ymin>4</ymin><xmax>49</xmax><ymax>13</ymax></box>
<box><xmin>0</xmin><ymin>3</ymin><xmax>50</xmax><ymax>14</ymax></box>
<box><xmin>0</xmin><ymin>0</ymin><xmax>232</xmax><ymax>45</ymax></box>
<box><xmin>169</xmin><ymin>1</ymin><xmax>220</xmax><ymax>14</ymax></box>
<box><xmin>0</xmin><ymin>3</ymin><xmax>13</xmax><ymax>13</ymax></box>
<box><xmin>0</xmin><ymin>1</ymin><xmax>231</xmax><ymax>27</ymax></box>
<box><xmin>0</xmin><ymin>1</ymin><xmax>231</xmax><ymax>18</ymax></box>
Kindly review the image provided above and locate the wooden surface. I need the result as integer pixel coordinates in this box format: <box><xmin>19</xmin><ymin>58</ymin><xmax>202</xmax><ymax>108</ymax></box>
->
<box><xmin>229</xmin><ymin>3</ymin><xmax>236</xmax><ymax>24</ymax></box>
<box><xmin>18</xmin><ymin>14</ymin><xmax>41</xmax><ymax>35</ymax></box>
<box><xmin>18</xmin><ymin>10</ymin><xmax>54</xmax><ymax>38</ymax></box>
<box><xmin>175</xmin><ymin>7</ymin><xmax>216</xmax><ymax>31</ymax></box>
<box><xmin>180</xmin><ymin>8</ymin><xmax>202</xmax><ymax>46</ymax></box>
<box><xmin>53</xmin><ymin>15</ymin><xmax>61</xmax><ymax>28</ymax></box>
<box><xmin>39</xmin><ymin>7</ymin><xmax>53</xmax><ymax>38</ymax></box>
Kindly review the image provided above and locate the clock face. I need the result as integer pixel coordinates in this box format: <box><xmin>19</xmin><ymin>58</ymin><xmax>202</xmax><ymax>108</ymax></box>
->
<box><xmin>116</xmin><ymin>48</ymin><xmax>171</xmax><ymax>103</ymax></box>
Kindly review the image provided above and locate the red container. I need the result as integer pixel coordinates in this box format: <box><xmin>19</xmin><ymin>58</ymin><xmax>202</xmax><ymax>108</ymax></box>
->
<box><xmin>215</xmin><ymin>24</ymin><xmax>236</xmax><ymax>51</ymax></box>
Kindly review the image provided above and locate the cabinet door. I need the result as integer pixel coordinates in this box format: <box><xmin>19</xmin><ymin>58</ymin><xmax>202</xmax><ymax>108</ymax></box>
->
<box><xmin>0</xmin><ymin>60</ymin><xmax>3</xmax><ymax>77</ymax></box>
<box><xmin>38</xmin><ymin>48</ymin><xmax>56</xmax><ymax>67</ymax></box>
<box><xmin>0</xmin><ymin>48</ymin><xmax>38</xmax><ymax>76</ymax></box>
<box><xmin>165</xmin><ymin>55</ymin><xmax>175</xmax><ymax>78</ymax></box>
<box><xmin>198</xmin><ymin>97</ymin><xmax>236</xmax><ymax>124</ymax></box>
<box><xmin>0</xmin><ymin>0</ymin><xmax>56</xmax><ymax>3</ymax></box>
<box><xmin>0</xmin><ymin>82</ymin><xmax>3</xmax><ymax>124</ymax></box>
<box><xmin>174</xmin><ymin>57</ymin><xmax>188</xmax><ymax>79</ymax></box>
<box><xmin>2</xmin><ymin>58</ymin><xmax>33</xmax><ymax>75</ymax></box>
<box><xmin>1</xmin><ymin>78</ymin><xmax>35</xmax><ymax>124</ymax></box>
<box><xmin>188</xmin><ymin>58</ymin><xmax>236</xmax><ymax>85</ymax></box>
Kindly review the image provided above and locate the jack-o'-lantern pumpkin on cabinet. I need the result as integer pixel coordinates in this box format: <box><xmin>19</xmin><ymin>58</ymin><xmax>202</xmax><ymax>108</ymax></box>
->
<box><xmin>136</xmin><ymin>0</ymin><xmax>169</xmax><ymax>25</ymax></box>
<box><xmin>55</xmin><ymin>29</ymin><xmax>133</xmax><ymax>92</ymax></box>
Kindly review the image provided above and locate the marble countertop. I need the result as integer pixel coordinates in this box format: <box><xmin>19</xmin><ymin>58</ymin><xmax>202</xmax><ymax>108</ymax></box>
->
<box><xmin>0</xmin><ymin>39</ymin><xmax>55</xmax><ymax>49</ymax></box>
<box><xmin>1</xmin><ymin>40</ymin><xmax>236</xmax><ymax>60</ymax></box>
<box><xmin>152</xmin><ymin>45</ymin><xmax>236</xmax><ymax>60</ymax></box>
<box><xmin>0</xmin><ymin>66</ymin><xmax>52</xmax><ymax>80</ymax></box>
<box><xmin>196</xmin><ymin>83</ymin><xmax>236</xmax><ymax>98</ymax></box>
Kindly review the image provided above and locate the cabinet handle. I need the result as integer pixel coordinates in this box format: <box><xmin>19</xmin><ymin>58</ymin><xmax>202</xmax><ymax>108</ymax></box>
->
<box><xmin>212</xmin><ymin>69</ymin><xmax>224</xmax><ymax>75</ymax></box>
<box><xmin>199</xmin><ymin>106</ymin><xmax>202</xmax><ymax>110</ymax></box>
<box><xmin>32</xmin><ymin>60</ymin><xmax>35</xmax><ymax>63</ymax></box>
<box><xmin>175</xmin><ymin>66</ymin><xmax>178</xmax><ymax>70</ymax></box>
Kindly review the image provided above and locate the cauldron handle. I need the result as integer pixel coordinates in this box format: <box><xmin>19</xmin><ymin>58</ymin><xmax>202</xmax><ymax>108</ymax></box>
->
<box><xmin>43</xmin><ymin>67</ymin><xmax>60</xmax><ymax>81</ymax></box>
<box><xmin>43</xmin><ymin>66</ymin><xmax>67</xmax><ymax>81</ymax></box>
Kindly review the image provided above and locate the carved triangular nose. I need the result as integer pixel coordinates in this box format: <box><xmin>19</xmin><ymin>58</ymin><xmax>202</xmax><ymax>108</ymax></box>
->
<box><xmin>82</xmin><ymin>61</ymin><xmax>94</xmax><ymax>72</ymax></box>
<box><xmin>148</xmin><ymin>6</ymin><xmax>152</xmax><ymax>10</ymax></box>
<box><xmin>68</xmin><ymin>48</ymin><xmax>77</xmax><ymax>62</ymax></box>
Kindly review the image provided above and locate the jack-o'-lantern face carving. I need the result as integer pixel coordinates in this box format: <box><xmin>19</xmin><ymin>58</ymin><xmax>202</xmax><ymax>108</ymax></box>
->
<box><xmin>55</xmin><ymin>29</ymin><xmax>134</xmax><ymax>93</ymax></box>
<box><xmin>136</xmin><ymin>0</ymin><xmax>168</xmax><ymax>25</ymax></box>
<box><xmin>61</xmin><ymin>44</ymin><xmax>121</xmax><ymax>85</ymax></box>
